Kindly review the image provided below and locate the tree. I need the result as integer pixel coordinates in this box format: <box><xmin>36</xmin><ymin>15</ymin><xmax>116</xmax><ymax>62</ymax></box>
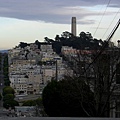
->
<box><xmin>61</xmin><ymin>31</ymin><xmax>73</xmax><ymax>39</ymax></box>
<box><xmin>2</xmin><ymin>86</ymin><xmax>16</xmax><ymax>109</ymax></box>
<box><xmin>55</xmin><ymin>35</ymin><xmax>60</xmax><ymax>42</ymax></box>
<box><xmin>2</xmin><ymin>86</ymin><xmax>15</xmax><ymax>96</ymax></box>
<box><xmin>79</xmin><ymin>31</ymin><xmax>86</xmax><ymax>39</ymax></box>
<box><xmin>3</xmin><ymin>100</ymin><xmax>19</xmax><ymax>109</ymax></box>
<box><xmin>22</xmin><ymin>100</ymin><xmax>36</xmax><ymax>106</ymax></box>
<box><xmin>22</xmin><ymin>98</ymin><xmax>46</xmax><ymax>117</ymax></box>
<box><xmin>62</xmin><ymin>45</ymin><xmax>120</xmax><ymax>117</ymax></box>
<box><xmin>35</xmin><ymin>97</ymin><xmax>43</xmax><ymax>107</ymax></box>
<box><xmin>19</xmin><ymin>42</ymin><xmax>28</xmax><ymax>48</ymax></box>
<box><xmin>84</xmin><ymin>49</ymin><xmax>120</xmax><ymax>117</ymax></box>
<box><xmin>44</xmin><ymin>37</ymin><xmax>54</xmax><ymax>43</ymax></box>
<box><xmin>4</xmin><ymin>78</ymin><xmax>11</xmax><ymax>86</ymax></box>
<box><xmin>3</xmin><ymin>94</ymin><xmax>15</xmax><ymax>101</ymax></box>
<box><xmin>42</xmin><ymin>79</ymin><xmax>94</xmax><ymax>117</ymax></box>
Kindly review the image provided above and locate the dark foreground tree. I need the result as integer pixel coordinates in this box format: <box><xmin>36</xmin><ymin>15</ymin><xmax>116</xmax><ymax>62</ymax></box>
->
<box><xmin>42</xmin><ymin>78</ymin><xmax>95</xmax><ymax>117</ymax></box>
<box><xmin>3</xmin><ymin>100</ymin><xmax>19</xmax><ymax>109</ymax></box>
<box><xmin>3</xmin><ymin>94</ymin><xmax>15</xmax><ymax>101</ymax></box>
<box><xmin>62</xmin><ymin>45</ymin><xmax>120</xmax><ymax>117</ymax></box>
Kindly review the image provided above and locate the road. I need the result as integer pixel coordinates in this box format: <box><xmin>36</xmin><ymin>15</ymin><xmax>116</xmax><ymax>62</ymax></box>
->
<box><xmin>14</xmin><ymin>94</ymin><xmax>41</xmax><ymax>102</ymax></box>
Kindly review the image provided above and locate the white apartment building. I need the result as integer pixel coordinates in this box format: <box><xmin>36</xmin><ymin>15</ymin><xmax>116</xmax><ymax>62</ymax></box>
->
<box><xmin>9</xmin><ymin>63</ymin><xmax>42</xmax><ymax>95</ymax></box>
<box><xmin>9</xmin><ymin>44</ymin><xmax>72</xmax><ymax>95</ymax></box>
<box><xmin>10</xmin><ymin>73</ymin><xmax>28</xmax><ymax>95</ymax></box>
<box><xmin>30</xmin><ymin>43</ymin><xmax>38</xmax><ymax>50</ymax></box>
<box><xmin>8</xmin><ymin>47</ymin><xmax>22</xmax><ymax>64</ymax></box>
<box><xmin>41</xmin><ymin>44</ymin><xmax>53</xmax><ymax>53</ymax></box>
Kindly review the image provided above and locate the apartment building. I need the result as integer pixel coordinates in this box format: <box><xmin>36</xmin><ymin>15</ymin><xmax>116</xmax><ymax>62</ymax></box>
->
<box><xmin>40</xmin><ymin>44</ymin><xmax>53</xmax><ymax>53</ymax></box>
<box><xmin>8</xmin><ymin>44</ymin><xmax>70</xmax><ymax>95</ymax></box>
<box><xmin>30</xmin><ymin>43</ymin><xmax>38</xmax><ymax>50</ymax></box>
<box><xmin>10</xmin><ymin>73</ymin><xmax>28</xmax><ymax>95</ymax></box>
<box><xmin>9</xmin><ymin>64</ymin><xmax>42</xmax><ymax>95</ymax></box>
<box><xmin>8</xmin><ymin>45</ymin><xmax>42</xmax><ymax>95</ymax></box>
<box><xmin>8</xmin><ymin>47</ymin><xmax>22</xmax><ymax>65</ymax></box>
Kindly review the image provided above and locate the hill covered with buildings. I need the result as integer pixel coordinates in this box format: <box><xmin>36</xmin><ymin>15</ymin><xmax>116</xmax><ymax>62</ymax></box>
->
<box><xmin>6</xmin><ymin>31</ymin><xmax>120</xmax><ymax>117</ymax></box>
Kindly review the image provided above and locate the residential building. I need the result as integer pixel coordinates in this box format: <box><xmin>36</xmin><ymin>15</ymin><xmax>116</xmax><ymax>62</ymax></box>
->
<box><xmin>8</xmin><ymin>44</ymin><xmax>70</xmax><ymax>95</ymax></box>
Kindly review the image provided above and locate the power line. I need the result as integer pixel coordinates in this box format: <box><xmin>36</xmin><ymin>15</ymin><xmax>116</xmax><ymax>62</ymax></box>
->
<box><xmin>93</xmin><ymin>0</ymin><xmax>112</xmax><ymax>37</ymax></box>
<box><xmin>88</xmin><ymin>0</ymin><xmax>107</xmax><ymax>33</ymax></box>
<box><xmin>101</xmin><ymin>8</ymin><xmax>120</xmax><ymax>40</ymax></box>
<box><xmin>85</xmin><ymin>19</ymin><xmax>120</xmax><ymax>71</ymax></box>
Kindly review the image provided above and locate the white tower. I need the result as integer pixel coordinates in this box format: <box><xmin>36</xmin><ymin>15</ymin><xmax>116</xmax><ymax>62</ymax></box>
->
<box><xmin>71</xmin><ymin>17</ymin><xmax>76</xmax><ymax>36</ymax></box>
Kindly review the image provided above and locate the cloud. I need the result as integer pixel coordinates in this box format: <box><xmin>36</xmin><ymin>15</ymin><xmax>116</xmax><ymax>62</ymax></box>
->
<box><xmin>108</xmin><ymin>4</ymin><xmax>120</xmax><ymax>8</ymax></box>
<box><xmin>0</xmin><ymin>0</ymin><xmax>119</xmax><ymax>24</ymax></box>
<box><xmin>77</xmin><ymin>19</ymin><xmax>95</xmax><ymax>24</ymax></box>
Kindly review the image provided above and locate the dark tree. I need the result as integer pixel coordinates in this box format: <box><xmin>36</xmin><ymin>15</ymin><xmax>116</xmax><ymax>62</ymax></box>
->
<box><xmin>63</xmin><ymin>45</ymin><xmax>120</xmax><ymax>117</ymax></box>
<box><xmin>19</xmin><ymin>42</ymin><xmax>28</xmax><ymax>48</ymax></box>
<box><xmin>42</xmin><ymin>78</ymin><xmax>95</xmax><ymax>117</ymax></box>
<box><xmin>22</xmin><ymin>100</ymin><xmax>36</xmax><ymax>106</ymax></box>
<box><xmin>3</xmin><ymin>100</ymin><xmax>19</xmax><ymax>109</ymax></box>
<box><xmin>2</xmin><ymin>86</ymin><xmax>15</xmax><ymax>96</ymax></box>
<box><xmin>3</xmin><ymin>94</ymin><xmax>15</xmax><ymax>101</ymax></box>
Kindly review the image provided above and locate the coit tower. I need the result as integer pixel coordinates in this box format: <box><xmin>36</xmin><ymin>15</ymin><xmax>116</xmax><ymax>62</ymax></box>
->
<box><xmin>71</xmin><ymin>17</ymin><xmax>76</xmax><ymax>36</ymax></box>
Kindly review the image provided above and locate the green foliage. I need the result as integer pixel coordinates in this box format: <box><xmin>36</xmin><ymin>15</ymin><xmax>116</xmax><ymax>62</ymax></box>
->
<box><xmin>42</xmin><ymin>78</ymin><xmax>95</xmax><ymax>117</ymax></box>
<box><xmin>4</xmin><ymin>78</ymin><xmax>11</xmax><ymax>86</ymax></box>
<box><xmin>3</xmin><ymin>100</ymin><xmax>19</xmax><ymax>109</ymax></box>
<box><xmin>22</xmin><ymin>97</ymin><xmax>46</xmax><ymax>116</ymax></box>
<box><xmin>35</xmin><ymin>97</ymin><xmax>43</xmax><ymax>107</ymax></box>
<box><xmin>22</xmin><ymin>100</ymin><xmax>36</xmax><ymax>106</ymax></box>
<box><xmin>22</xmin><ymin>98</ymin><xmax>43</xmax><ymax>107</ymax></box>
<box><xmin>3</xmin><ymin>94</ymin><xmax>15</xmax><ymax>101</ymax></box>
<box><xmin>2</xmin><ymin>86</ymin><xmax>17</xmax><ymax>109</ymax></box>
<box><xmin>2</xmin><ymin>86</ymin><xmax>15</xmax><ymax>96</ymax></box>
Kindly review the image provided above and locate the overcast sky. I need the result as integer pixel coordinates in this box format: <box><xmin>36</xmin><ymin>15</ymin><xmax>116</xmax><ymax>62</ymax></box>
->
<box><xmin>0</xmin><ymin>0</ymin><xmax>120</xmax><ymax>49</ymax></box>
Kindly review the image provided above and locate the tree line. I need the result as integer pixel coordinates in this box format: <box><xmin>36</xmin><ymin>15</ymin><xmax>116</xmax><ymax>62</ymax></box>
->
<box><xmin>19</xmin><ymin>31</ymin><xmax>107</xmax><ymax>54</ymax></box>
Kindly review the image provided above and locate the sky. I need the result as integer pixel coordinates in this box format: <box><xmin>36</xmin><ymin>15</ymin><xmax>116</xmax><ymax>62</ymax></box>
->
<box><xmin>0</xmin><ymin>0</ymin><xmax>120</xmax><ymax>50</ymax></box>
